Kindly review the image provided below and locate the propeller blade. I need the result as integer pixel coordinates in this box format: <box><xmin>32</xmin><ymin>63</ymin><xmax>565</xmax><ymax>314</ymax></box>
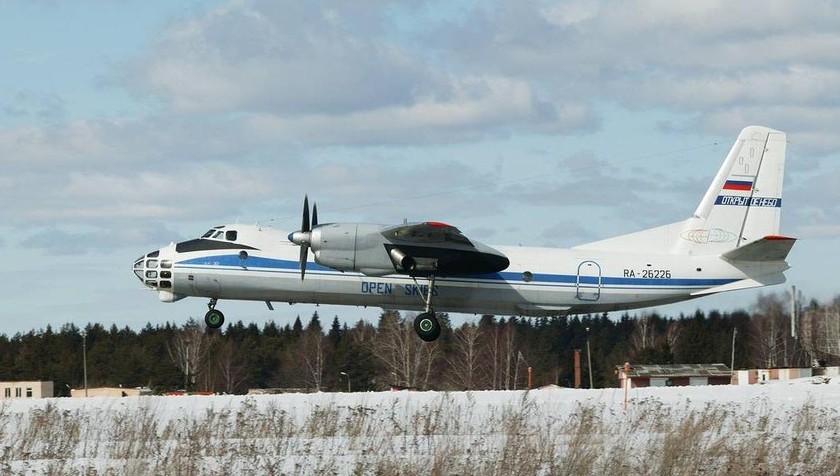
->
<box><xmin>299</xmin><ymin>242</ymin><xmax>309</xmax><ymax>280</ymax></box>
<box><xmin>302</xmin><ymin>195</ymin><xmax>310</xmax><ymax>233</ymax></box>
<box><xmin>291</xmin><ymin>195</ymin><xmax>319</xmax><ymax>280</ymax></box>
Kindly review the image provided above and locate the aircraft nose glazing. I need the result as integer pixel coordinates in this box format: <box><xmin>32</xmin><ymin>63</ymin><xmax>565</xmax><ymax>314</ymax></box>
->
<box><xmin>133</xmin><ymin>249</ymin><xmax>174</xmax><ymax>290</ymax></box>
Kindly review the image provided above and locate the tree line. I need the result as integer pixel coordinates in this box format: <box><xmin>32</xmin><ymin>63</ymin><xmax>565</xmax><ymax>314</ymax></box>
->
<box><xmin>1</xmin><ymin>292</ymin><xmax>837</xmax><ymax>395</ymax></box>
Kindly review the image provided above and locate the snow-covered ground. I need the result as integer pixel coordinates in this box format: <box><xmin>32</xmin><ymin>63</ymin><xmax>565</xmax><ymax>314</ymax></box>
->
<box><xmin>2</xmin><ymin>379</ymin><xmax>839</xmax><ymax>475</ymax></box>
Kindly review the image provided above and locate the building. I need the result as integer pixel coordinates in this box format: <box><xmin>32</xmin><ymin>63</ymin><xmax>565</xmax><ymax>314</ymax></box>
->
<box><xmin>732</xmin><ymin>368</ymin><xmax>813</xmax><ymax>385</ymax></box>
<box><xmin>0</xmin><ymin>381</ymin><xmax>54</xmax><ymax>399</ymax></box>
<box><xmin>616</xmin><ymin>363</ymin><xmax>732</xmax><ymax>388</ymax></box>
<box><xmin>70</xmin><ymin>387</ymin><xmax>153</xmax><ymax>397</ymax></box>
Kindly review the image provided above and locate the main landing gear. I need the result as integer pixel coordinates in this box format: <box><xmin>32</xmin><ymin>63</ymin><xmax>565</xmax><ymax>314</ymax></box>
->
<box><xmin>413</xmin><ymin>274</ymin><xmax>441</xmax><ymax>342</ymax></box>
<box><xmin>205</xmin><ymin>298</ymin><xmax>225</xmax><ymax>329</ymax></box>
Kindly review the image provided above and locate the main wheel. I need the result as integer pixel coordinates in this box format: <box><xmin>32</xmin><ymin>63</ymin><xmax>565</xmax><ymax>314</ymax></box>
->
<box><xmin>204</xmin><ymin>309</ymin><xmax>225</xmax><ymax>329</ymax></box>
<box><xmin>414</xmin><ymin>312</ymin><xmax>441</xmax><ymax>342</ymax></box>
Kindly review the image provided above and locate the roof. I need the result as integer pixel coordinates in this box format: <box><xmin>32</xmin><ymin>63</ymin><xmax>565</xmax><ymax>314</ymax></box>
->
<box><xmin>616</xmin><ymin>363</ymin><xmax>731</xmax><ymax>378</ymax></box>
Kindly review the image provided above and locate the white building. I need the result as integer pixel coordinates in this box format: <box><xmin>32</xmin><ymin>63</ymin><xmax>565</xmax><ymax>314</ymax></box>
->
<box><xmin>0</xmin><ymin>381</ymin><xmax>54</xmax><ymax>399</ymax></box>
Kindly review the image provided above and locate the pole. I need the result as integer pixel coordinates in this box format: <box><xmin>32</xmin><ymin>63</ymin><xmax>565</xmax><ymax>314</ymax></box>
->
<box><xmin>341</xmin><ymin>372</ymin><xmax>351</xmax><ymax>392</ymax></box>
<box><xmin>623</xmin><ymin>362</ymin><xmax>631</xmax><ymax>411</ymax></box>
<box><xmin>730</xmin><ymin>327</ymin><xmax>737</xmax><ymax>384</ymax></box>
<box><xmin>586</xmin><ymin>327</ymin><xmax>594</xmax><ymax>389</ymax></box>
<box><xmin>82</xmin><ymin>331</ymin><xmax>88</xmax><ymax>398</ymax></box>
<box><xmin>573</xmin><ymin>349</ymin><xmax>581</xmax><ymax>389</ymax></box>
<box><xmin>791</xmin><ymin>285</ymin><xmax>797</xmax><ymax>338</ymax></box>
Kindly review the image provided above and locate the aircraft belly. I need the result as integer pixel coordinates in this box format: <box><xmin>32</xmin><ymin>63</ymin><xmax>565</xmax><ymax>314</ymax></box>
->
<box><xmin>174</xmin><ymin>266</ymin><xmax>727</xmax><ymax>317</ymax></box>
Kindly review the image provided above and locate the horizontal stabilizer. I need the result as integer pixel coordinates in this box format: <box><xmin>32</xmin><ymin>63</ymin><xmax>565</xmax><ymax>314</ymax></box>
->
<box><xmin>721</xmin><ymin>235</ymin><xmax>796</xmax><ymax>262</ymax></box>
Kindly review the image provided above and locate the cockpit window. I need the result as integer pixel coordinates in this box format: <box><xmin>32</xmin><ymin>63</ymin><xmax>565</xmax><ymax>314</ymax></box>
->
<box><xmin>201</xmin><ymin>226</ymin><xmax>226</xmax><ymax>239</ymax></box>
<box><xmin>225</xmin><ymin>230</ymin><xmax>237</xmax><ymax>241</ymax></box>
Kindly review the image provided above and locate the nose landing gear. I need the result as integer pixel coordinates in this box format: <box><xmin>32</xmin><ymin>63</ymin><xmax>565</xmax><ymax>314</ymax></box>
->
<box><xmin>412</xmin><ymin>274</ymin><xmax>441</xmax><ymax>342</ymax></box>
<box><xmin>204</xmin><ymin>298</ymin><xmax>225</xmax><ymax>329</ymax></box>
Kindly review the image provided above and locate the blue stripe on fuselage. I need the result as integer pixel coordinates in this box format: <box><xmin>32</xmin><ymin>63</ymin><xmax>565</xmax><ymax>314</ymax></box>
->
<box><xmin>176</xmin><ymin>254</ymin><xmax>737</xmax><ymax>288</ymax></box>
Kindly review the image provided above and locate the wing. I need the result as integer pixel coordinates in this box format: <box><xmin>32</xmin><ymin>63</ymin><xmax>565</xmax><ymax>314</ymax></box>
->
<box><xmin>381</xmin><ymin>221</ymin><xmax>509</xmax><ymax>276</ymax></box>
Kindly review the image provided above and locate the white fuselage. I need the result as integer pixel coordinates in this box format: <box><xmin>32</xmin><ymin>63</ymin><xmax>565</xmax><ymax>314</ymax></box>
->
<box><xmin>136</xmin><ymin>224</ymin><xmax>753</xmax><ymax>317</ymax></box>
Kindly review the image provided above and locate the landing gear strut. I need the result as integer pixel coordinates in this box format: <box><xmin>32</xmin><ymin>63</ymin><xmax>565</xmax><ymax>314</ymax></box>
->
<box><xmin>204</xmin><ymin>298</ymin><xmax>225</xmax><ymax>329</ymax></box>
<box><xmin>413</xmin><ymin>274</ymin><xmax>441</xmax><ymax>342</ymax></box>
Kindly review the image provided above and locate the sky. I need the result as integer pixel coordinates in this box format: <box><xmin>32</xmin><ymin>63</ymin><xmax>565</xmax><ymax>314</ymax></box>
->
<box><xmin>1</xmin><ymin>0</ymin><xmax>839</xmax><ymax>335</ymax></box>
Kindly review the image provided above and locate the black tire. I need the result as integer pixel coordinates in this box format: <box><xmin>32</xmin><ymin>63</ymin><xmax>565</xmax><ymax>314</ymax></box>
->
<box><xmin>205</xmin><ymin>309</ymin><xmax>225</xmax><ymax>329</ymax></box>
<box><xmin>414</xmin><ymin>312</ymin><xmax>441</xmax><ymax>342</ymax></box>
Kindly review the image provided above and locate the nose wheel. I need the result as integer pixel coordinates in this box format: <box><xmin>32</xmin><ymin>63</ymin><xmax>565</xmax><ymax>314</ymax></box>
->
<box><xmin>413</xmin><ymin>312</ymin><xmax>441</xmax><ymax>342</ymax></box>
<box><xmin>204</xmin><ymin>299</ymin><xmax>225</xmax><ymax>329</ymax></box>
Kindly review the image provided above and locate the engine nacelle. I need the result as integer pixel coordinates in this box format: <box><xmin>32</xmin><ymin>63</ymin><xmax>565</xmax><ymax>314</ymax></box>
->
<box><xmin>307</xmin><ymin>222</ymin><xmax>510</xmax><ymax>277</ymax></box>
<box><xmin>311</xmin><ymin>223</ymin><xmax>394</xmax><ymax>274</ymax></box>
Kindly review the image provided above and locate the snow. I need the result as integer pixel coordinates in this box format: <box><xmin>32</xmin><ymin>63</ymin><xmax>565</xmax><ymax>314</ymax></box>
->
<box><xmin>2</xmin><ymin>379</ymin><xmax>839</xmax><ymax>474</ymax></box>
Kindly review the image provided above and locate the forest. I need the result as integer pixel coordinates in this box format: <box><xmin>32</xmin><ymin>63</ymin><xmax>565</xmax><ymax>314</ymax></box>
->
<box><xmin>1</xmin><ymin>292</ymin><xmax>837</xmax><ymax>396</ymax></box>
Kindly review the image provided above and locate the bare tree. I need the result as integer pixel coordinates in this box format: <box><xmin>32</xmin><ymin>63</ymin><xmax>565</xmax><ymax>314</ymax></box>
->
<box><xmin>215</xmin><ymin>339</ymin><xmax>249</xmax><ymax>394</ymax></box>
<box><xmin>167</xmin><ymin>318</ymin><xmax>212</xmax><ymax>391</ymax></box>
<box><xmin>664</xmin><ymin>320</ymin><xmax>682</xmax><ymax>356</ymax></box>
<box><xmin>631</xmin><ymin>313</ymin><xmax>657</xmax><ymax>355</ymax></box>
<box><xmin>478</xmin><ymin>316</ymin><xmax>504</xmax><ymax>390</ymax></box>
<box><xmin>799</xmin><ymin>296</ymin><xmax>840</xmax><ymax>364</ymax></box>
<box><xmin>447</xmin><ymin>323</ymin><xmax>483</xmax><ymax>390</ymax></box>
<box><xmin>372</xmin><ymin>311</ymin><xmax>440</xmax><ymax>389</ymax></box>
<box><xmin>501</xmin><ymin>319</ymin><xmax>517</xmax><ymax>390</ymax></box>
<box><xmin>750</xmin><ymin>293</ymin><xmax>792</xmax><ymax>368</ymax></box>
<box><xmin>300</xmin><ymin>326</ymin><xmax>326</xmax><ymax>391</ymax></box>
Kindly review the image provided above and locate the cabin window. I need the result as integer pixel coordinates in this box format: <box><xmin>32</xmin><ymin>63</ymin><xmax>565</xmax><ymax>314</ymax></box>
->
<box><xmin>160</xmin><ymin>260</ymin><xmax>172</xmax><ymax>269</ymax></box>
<box><xmin>212</xmin><ymin>231</ymin><xmax>223</xmax><ymax>239</ymax></box>
<box><xmin>160</xmin><ymin>270</ymin><xmax>172</xmax><ymax>279</ymax></box>
<box><xmin>226</xmin><ymin>230</ymin><xmax>238</xmax><ymax>241</ymax></box>
<box><xmin>202</xmin><ymin>229</ymin><xmax>215</xmax><ymax>238</ymax></box>
<box><xmin>146</xmin><ymin>270</ymin><xmax>158</xmax><ymax>279</ymax></box>
<box><xmin>146</xmin><ymin>259</ymin><xmax>158</xmax><ymax>268</ymax></box>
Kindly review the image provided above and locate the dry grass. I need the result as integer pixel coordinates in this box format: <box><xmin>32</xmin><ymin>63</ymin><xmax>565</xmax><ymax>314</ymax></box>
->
<box><xmin>1</xmin><ymin>390</ymin><xmax>838</xmax><ymax>475</ymax></box>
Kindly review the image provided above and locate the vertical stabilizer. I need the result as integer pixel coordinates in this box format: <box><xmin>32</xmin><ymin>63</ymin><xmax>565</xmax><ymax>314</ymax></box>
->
<box><xmin>678</xmin><ymin>126</ymin><xmax>786</xmax><ymax>255</ymax></box>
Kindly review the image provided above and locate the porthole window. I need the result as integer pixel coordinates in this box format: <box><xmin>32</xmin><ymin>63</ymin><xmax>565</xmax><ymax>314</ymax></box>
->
<box><xmin>522</xmin><ymin>271</ymin><xmax>533</xmax><ymax>282</ymax></box>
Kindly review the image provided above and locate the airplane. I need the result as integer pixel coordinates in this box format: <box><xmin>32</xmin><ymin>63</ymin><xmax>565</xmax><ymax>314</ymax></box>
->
<box><xmin>134</xmin><ymin>125</ymin><xmax>795</xmax><ymax>342</ymax></box>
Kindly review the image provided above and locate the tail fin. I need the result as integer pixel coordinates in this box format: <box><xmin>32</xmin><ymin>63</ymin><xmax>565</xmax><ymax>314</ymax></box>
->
<box><xmin>677</xmin><ymin>125</ymin><xmax>787</xmax><ymax>255</ymax></box>
<box><xmin>574</xmin><ymin>126</ymin><xmax>788</xmax><ymax>256</ymax></box>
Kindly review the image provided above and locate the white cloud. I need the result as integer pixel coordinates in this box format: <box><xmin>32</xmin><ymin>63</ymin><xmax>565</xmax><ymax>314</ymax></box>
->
<box><xmin>119</xmin><ymin>0</ymin><xmax>593</xmax><ymax>142</ymax></box>
<box><xmin>432</xmin><ymin>0</ymin><xmax>840</xmax><ymax>152</ymax></box>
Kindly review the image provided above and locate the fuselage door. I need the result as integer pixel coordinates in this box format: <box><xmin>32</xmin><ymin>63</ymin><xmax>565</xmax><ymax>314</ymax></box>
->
<box><xmin>576</xmin><ymin>260</ymin><xmax>601</xmax><ymax>301</ymax></box>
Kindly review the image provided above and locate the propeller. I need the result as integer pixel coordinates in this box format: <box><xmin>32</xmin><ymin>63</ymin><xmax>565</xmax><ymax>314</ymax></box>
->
<box><xmin>288</xmin><ymin>195</ymin><xmax>318</xmax><ymax>279</ymax></box>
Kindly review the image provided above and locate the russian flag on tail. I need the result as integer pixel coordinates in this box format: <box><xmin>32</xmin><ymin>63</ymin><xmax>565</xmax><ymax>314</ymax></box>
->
<box><xmin>723</xmin><ymin>179</ymin><xmax>753</xmax><ymax>191</ymax></box>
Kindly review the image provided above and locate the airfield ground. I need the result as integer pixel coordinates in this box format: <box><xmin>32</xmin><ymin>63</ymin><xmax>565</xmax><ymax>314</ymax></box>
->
<box><xmin>2</xmin><ymin>380</ymin><xmax>838</xmax><ymax>475</ymax></box>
